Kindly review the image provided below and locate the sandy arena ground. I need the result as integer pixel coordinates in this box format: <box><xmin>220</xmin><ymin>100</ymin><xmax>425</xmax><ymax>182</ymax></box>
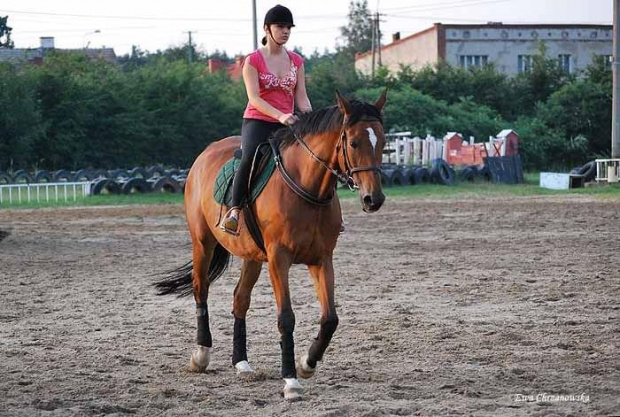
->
<box><xmin>0</xmin><ymin>194</ymin><xmax>619</xmax><ymax>416</ymax></box>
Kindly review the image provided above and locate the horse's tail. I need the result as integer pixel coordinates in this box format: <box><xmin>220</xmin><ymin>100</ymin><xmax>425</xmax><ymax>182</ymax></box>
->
<box><xmin>154</xmin><ymin>244</ymin><xmax>231</xmax><ymax>297</ymax></box>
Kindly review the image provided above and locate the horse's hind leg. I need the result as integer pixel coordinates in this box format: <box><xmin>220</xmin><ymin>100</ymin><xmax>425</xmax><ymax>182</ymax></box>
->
<box><xmin>297</xmin><ymin>256</ymin><xmax>339</xmax><ymax>379</ymax></box>
<box><xmin>232</xmin><ymin>259</ymin><xmax>262</xmax><ymax>374</ymax></box>
<box><xmin>189</xmin><ymin>234</ymin><xmax>217</xmax><ymax>372</ymax></box>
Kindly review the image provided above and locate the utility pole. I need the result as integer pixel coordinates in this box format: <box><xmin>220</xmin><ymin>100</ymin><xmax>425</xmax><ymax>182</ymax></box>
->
<box><xmin>613</xmin><ymin>0</ymin><xmax>620</xmax><ymax>157</ymax></box>
<box><xmin>252</xmin><ymin>0</ymin><xmax>258</xmax><ymax>50</ymax></box>
<box><xmin>376</xmin><ymin>11</ymin><xmax>382</xmax><ymax>67</ymax></box>
<box><xmin>184</xmin><ymin>31</ymin><xmax>194</xmax><ymax>64</ymax></box>
<box><xmin>370</xmin><ymin>14</ymin><xmax>376</xmax><ymax>77</ymax></box>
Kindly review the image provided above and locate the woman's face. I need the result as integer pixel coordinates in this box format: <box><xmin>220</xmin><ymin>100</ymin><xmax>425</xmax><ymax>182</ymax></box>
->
<box><xmin>266</xmin><ymin>23</ymin><xmax>292</xmax><ymax>45</ymax></box>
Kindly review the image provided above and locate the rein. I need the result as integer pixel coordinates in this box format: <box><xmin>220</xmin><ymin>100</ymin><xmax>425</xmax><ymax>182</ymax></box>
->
<box><xmin>270</xmin><ymin>117</ymin><xmax>383</xmax><ymax>206</ymax></box>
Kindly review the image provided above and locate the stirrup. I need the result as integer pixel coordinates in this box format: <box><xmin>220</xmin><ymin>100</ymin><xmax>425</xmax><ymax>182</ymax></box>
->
<box><xmin>220</xmin><ymin>206</ymin><xmax>241</xmax><ymax>236</ymax></box>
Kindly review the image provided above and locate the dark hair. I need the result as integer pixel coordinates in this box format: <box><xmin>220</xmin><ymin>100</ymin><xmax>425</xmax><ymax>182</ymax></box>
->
<box><xmin>261</xmin><ymin>36</ymin><xmax>267</xmax><ymax>46</ymax></box>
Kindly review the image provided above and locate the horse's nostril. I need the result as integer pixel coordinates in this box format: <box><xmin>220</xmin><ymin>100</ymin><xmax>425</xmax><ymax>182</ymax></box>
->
<box><xmin>363</xmin><ymin>195</ymin><xmax>373</xmax><ymax>206</ymax></box>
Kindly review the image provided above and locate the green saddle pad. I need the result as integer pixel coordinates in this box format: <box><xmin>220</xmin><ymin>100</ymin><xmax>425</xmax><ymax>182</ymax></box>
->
<box><xmin>213</xmin><ymin>154</ymin><xmax>276</xmax><ymax>206</ymax></box>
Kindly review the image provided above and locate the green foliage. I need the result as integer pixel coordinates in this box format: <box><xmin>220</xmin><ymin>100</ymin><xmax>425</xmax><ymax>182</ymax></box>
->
<box><xmin>536</xmin><ymin>79</ymin><xmax>611</xmax><ymax>156</ymax></box>
<box><xmin>307</xmin><ymin>53</ymin><xmax>363</xmax><ymax>109</ymax></box>
<box><xmin>339</xmin><ymin>1</ymin><xmax>374</xmax><ymax>56</ymax></box>
<box><xmin>0</xmin><ymin>51</ymin><xmax>245</xmax><ymax>171</ymax></box>
<box><xmin>0</xmin><ymin>63</ymin><xmax>43</xmax><ymax>169</ymax></box>
<box><xmin>0</xmin><ymin>31</ymin><xmax>612</xmax><ymax>173</ymax></box>
<box><xmin>0</xmin><ymin>15</ymin><xmax>13</xmax><ymax>48</ymax></box>
<box><xmin>354</xmin><ymin>85</ymin><xmax>503</xmax><ymax>141</ymax></box>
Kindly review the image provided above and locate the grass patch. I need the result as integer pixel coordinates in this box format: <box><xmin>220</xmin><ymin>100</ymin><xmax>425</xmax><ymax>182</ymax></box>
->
<box><xmin>2</xmin><ymin>174</ymin><xmax>620</xmax><ymax>210</ymax></box>
<box><xmin>0</xmin><ymin>192</ymin><xmax>184</xmax><ymax>209</ymax></box>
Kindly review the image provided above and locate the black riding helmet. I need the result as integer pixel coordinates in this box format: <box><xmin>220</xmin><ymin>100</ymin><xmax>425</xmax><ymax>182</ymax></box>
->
<box><xmin>261</xmin><ymin>5</ymin><xmax>295</xmax><ymax>46</ymax></box>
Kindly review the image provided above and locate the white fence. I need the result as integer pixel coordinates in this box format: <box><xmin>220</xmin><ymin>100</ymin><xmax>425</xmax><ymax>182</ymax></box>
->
<box><xmin>384</xmin><ymin>132</ymin><xmax>510</xmax><ymax>166</ymax></box>
<box><xmin>384</xmin><ymin>133</ymin><xmax>444</xmax><ymax>166</ymax></box>
<box><xmin>0</xmin><ymin>181</ymin><xmax>91</xmax><ymax>205</ymax></box>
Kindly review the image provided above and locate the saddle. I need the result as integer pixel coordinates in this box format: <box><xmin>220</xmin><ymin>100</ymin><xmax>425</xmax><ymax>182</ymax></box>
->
<box><xmin>213</xmin><ymin>143</ymin><xmax>275</xmax><ymax>253</ymax></box>
<box><xmin>213</xmin><ymin>144</ymin><xmax>275</xmax><ymax>206</ymax></box>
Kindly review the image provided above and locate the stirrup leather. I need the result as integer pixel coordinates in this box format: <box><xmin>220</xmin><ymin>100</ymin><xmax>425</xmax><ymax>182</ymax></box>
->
<box><xmin>220</xmin><ymin>206</ymin><xmax>241</xmax><ymax>236</ymax></box>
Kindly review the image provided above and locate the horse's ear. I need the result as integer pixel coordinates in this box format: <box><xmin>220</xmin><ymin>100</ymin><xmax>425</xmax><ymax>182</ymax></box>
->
<box><xmin>375</xmin><ymin>88</ymin><xmax>388</xmax><ymax>112</ymax></box>
<box><xmin>335</xmin><ymin>90</ymin><xmax>353</xmax><ymax>117</ymax></box>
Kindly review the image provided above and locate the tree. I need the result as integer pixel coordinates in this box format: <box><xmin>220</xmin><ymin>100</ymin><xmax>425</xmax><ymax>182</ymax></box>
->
<box><xmin>339</xmin><ymin>1</ymin><xmax>374</xmax><ymax>56</ymax></box>
<box><xmin>509</xmin><ymin>41</ymin><xmax>572</xmax><ymax>116</ymax></box>
<box><xmin>0</xmin><ymin>15</ymin><xmax>14</xmax><ymax>48</ymax></box>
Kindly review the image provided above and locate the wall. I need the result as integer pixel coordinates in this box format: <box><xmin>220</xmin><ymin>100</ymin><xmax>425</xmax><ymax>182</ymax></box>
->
<box><xmin>443</xmin><ymin>26</ymin><xmax>612</xmax><ymax>76</ymax></box>
<box><xmin>355</xmin><ymin>26</ymin><xmax>439</xmax><ymax>75</ymax></box>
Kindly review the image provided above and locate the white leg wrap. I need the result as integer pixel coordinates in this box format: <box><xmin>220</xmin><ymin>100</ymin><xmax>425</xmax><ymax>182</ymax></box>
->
<box><xmin>189</xmin><ymin>346</ymin><xmax>211</xmax><ymax>372</ymax></box>
<box><xmin>283</xmin><ymin>378</ymin><xmax>303</xmax><ymax>401</ymax></box>
<box><xmin>296</xmin><ymin>354</ymin><xmax>316</xmax><ymax>379</ymax></box>
<box><xmin>234</xmin><ymin>360</ymin><xmax>254</xmax><ymax>374</ymax></box>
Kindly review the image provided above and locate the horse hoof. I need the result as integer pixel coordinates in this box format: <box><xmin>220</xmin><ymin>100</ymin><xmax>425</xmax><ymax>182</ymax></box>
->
<box><xmin>283</xmin><ymin>378</ymin><xmax>303</xmax><ymax>401</ymax></box>
<box><xmin>234</xmin><ymin>360</ymin><xmax>254</xmax><ymax>375</ymax></box>
<box><xmin>189</xmin><ymin>346</ymin><xmax>211</xmax><ymax>372</ymax></box>
<box><xmin>296</xmin><ymin>354</ymin><xmax>316</xmax><ymax>379</ymax></box>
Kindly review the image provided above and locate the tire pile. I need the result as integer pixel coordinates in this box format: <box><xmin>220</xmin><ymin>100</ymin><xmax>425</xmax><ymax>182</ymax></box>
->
<box><xmin>0</xmin><ymin>166</ymin><xmax>188</xmax><ymax>195</ymax></box>
<box><xmin>378</xmin><ymin>160</ymin><xmax>492</xmax><ymax>187</ymax></box>
<box><xmin>569</xmin><ymin>161</ymin><xmax>597</xmax><ymax>183</ymax></box>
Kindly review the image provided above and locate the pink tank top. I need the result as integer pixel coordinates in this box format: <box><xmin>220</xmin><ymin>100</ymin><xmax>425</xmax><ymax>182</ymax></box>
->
<box><xmin>243</xmin><ymin>49</ymin><xmax>304</xmax><ymax>123</ymax></box>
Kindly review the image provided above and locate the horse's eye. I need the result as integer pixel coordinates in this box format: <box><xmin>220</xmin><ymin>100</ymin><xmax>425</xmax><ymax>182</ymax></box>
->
<box><xmin>350</xmin><ymin>141</ymin><xmax>359</xmax><ymax>149</ymax></box>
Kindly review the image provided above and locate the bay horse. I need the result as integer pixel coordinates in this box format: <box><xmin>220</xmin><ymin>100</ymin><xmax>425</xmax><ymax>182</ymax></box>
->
<box><xmin>156</xmin><ymin>91</ymin><xmax>387</xmax><ymax>400</ymax></box>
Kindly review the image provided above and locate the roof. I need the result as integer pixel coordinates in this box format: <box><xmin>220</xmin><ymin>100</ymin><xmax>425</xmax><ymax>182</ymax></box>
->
<box><xmin>497</xmin><ymin>129</ymin><xmax>517</xmax><ymax>138</ymax></box>
<box><xmin>0</xmin><ymin>48</ymin><xmax>42</xmax><ymax>62</ymax></box>
<box><xmin>0</xmin><ymin>47</ymin><xmax>117</xmax><ymax>64</ymax></box>
<box><xmin>355</xmin><ymin>22</ymin><xmax>613</xmax><ymax>62</ymax></box>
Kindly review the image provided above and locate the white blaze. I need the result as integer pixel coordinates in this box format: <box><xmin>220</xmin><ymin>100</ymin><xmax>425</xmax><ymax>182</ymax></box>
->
<box><xmin>366</xmin><ymin>127</ymin><xmax>378</xmax><ymax>150</ymax></box>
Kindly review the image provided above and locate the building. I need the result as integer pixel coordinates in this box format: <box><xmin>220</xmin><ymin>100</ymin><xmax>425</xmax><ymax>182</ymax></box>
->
<box><xmin>0</xmin><ymin>37</ymin><xmax>117</xmax><ymax>65</ymax></box>
<box><xmin>355</xmin><ymin>23</ymin><xmax>612</xmax><ymax>76</ymax></box>
<box><xmin>207</xmin><ymin>56</ymin><xmax>244</xmax><ymax>80</ymax></box>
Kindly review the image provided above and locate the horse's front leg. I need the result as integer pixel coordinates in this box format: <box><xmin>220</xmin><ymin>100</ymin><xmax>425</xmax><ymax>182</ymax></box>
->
<box><xmin>298</xmin><ymin>257</ymin><xmax>339</xmax><ymax>379</ymax></box>
<box><xmin>232</xmin><ymin>259</ymin><xmax>262</xmax><ymax>374</ymax></box>
<box><xmin>267</xmin><ymin>248</ymin><xmax>303</xmax><ymax>400</ymax></box>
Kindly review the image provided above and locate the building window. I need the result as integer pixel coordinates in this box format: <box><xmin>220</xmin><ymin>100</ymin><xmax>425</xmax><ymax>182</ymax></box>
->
<box><xmin>458</xmin><ymin>55</ymin><xmax>488</xmax><ymax>69</ymax></box>
<box><xmin>558</xmin><ymin>54</ymin><xmax>572</xmax><ymax>73</ymax></box>
<box><xmin>604</xmin><ymin>55</ymin><xmax>613</xmax><ymax>70</ymax></box>
<box><xmin>518</xmin><ymin>55</ymin><xmax>533</xmax><ymax>73</ymax></box>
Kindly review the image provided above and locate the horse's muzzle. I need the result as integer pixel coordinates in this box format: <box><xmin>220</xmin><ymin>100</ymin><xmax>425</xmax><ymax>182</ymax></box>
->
<box><xmin>361</xmin><ymin>192</ymin><xmax>385</xmax><ymax>213</ymax></box>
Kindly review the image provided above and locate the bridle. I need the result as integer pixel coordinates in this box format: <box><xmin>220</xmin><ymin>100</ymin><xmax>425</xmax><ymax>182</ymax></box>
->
<box><xmin>337</xmin><ymin>116</ymin><xmax>383</xmax><ymax>190</ymax></box>
<box><xmin>270</xmin><ymin>116</ymin><xmax>383</xmax><ymax>206</ymax></box>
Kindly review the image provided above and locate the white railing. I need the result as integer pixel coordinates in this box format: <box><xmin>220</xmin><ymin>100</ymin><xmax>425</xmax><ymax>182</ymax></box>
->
<box><xmin>595</xmin><ymin>159</ymin><xmax>620</xmax><ymax>183</ymax></box>
<box><xmin>0</xmin><ymin>181</ymin><xmax>91</xmax><ymax>205</ymax></box>
<box><xmin>384</xmin><ymin>134</ymin><xmax>444</xmax><ymax>166</ymax></box>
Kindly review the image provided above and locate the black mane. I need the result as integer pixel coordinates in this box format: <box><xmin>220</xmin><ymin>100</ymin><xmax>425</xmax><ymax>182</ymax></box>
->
<box><xmin>272</xmin><ymin>99</ymin><xmax>383</xmax><ymax>148</ymax></box>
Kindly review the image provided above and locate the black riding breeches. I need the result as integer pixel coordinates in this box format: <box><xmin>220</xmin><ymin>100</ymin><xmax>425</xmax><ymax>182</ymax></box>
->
<box><xmin>230</xmin><ymin>118</ymin><xmax>282</xmax><ymax>208</ymax></box>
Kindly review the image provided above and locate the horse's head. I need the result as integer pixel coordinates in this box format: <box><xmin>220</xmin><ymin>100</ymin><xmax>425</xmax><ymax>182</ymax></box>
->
<box><xmin>336</xmin><ymin>90</ymin><xmax>387</xmax><ymax>213</ymax></box>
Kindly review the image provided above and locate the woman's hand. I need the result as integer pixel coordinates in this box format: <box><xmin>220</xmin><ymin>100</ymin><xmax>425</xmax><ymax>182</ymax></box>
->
<box><xmin>278</xmin><ymin>113</ymin><xmax>299</xmax><ymax>126</ymax></box>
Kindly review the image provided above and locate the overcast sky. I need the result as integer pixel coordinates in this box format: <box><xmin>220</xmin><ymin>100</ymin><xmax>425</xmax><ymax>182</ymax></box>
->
<box><xmin>0</xmin><ymin>0</ymin><xmax>612</xmax><ymax>57</ymax></box>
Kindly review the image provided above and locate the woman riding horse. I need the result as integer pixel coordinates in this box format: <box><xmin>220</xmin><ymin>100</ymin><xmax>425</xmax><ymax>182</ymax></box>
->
<box><xmin>221</xmin><ymin>4</ymin><xmax>312</xmax><ymax>235</ymax></box>
<box><xmin>156</xmin><ymin>4</ymin><xmax>388</xmax><ymax>402</ymax></box>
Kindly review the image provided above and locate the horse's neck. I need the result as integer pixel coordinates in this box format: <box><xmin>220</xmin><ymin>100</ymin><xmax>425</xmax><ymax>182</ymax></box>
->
<box><xmin>281</xmin><ymin>131</ymin><xmax>340</xmax><ymax>200</ymax></box>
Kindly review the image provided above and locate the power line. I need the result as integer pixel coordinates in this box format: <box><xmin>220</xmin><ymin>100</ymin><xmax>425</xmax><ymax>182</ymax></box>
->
<box><xmin>0</xmin><ymin>8</ymin><xmax>351</xmax><ymax>22</ymax></box>
<box><xmin>380</xmin><ymin>0</ymin><xmax>512</xmax><ymax>13</ymax></box>
<box><xmin>0</xmin><ymin>9</ymin><xmax>251</xmax><ymax>22</ymax></box>
<box><xmin>18</xmin><ymin>26</ymin><xmax>156</xmax><ymax>34</ymax></box>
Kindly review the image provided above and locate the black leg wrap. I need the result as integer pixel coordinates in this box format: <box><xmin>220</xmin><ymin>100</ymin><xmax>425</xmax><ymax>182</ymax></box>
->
<box><xmin>307</xmin><ymin>316</ymin><xmax>339</xmax><ymax>367</ymax></box>
<box><xmin>196</xmin><ymin>304</ymin><xmax>212</xmax><ymax>347</ymax></box>
<box><xmin>280</xmin><ymin>333</ymin><xmax>296</xmax><ymax>378</ymax></box>
<box><xmin>232</xmin><ymin>316</ymin><xmax>248</xmax><ymax>365</ymax></box>
<box><xmin>278</xmin><ymin>311</ymin><xmax>296</xmax><ymax>379</ymax></box>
